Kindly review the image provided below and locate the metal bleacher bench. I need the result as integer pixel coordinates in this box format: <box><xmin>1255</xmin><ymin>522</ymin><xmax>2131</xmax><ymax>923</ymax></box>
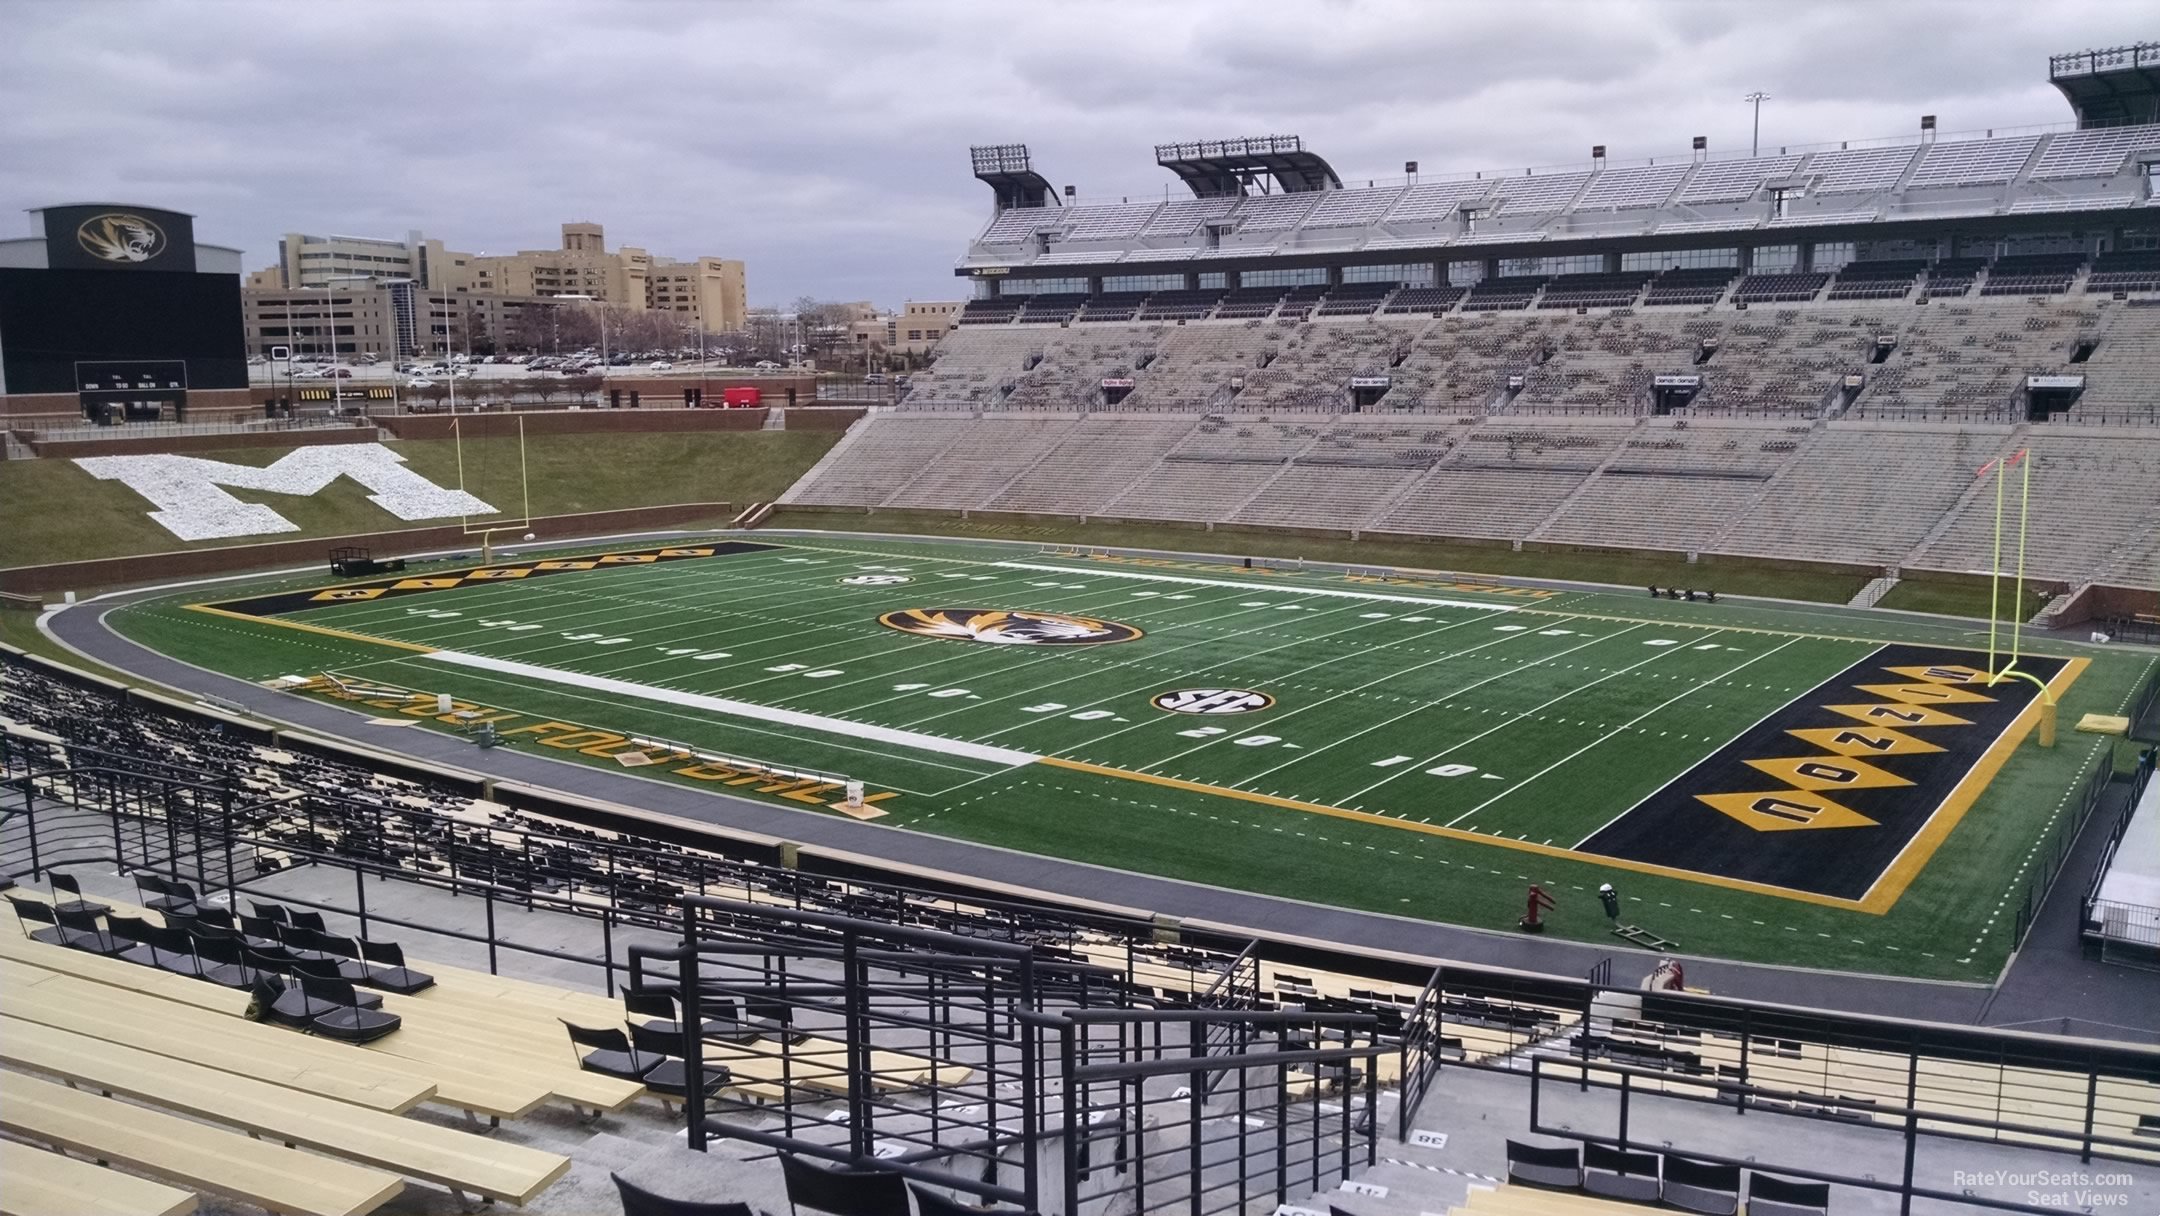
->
<box><xmin>0</xmin><ymin>1137</ymin><xmax>199</xmax><ymax>1216</ymax></box>
<box><xmin>0</xmin><ymin>1017</ymin><xmax>571</xmax><ymax>1208</ymax></box>
<box><xmin>0</xmin><ymin>1071</ymin><xmax>404</xmax><ymax>1216</ymax></box>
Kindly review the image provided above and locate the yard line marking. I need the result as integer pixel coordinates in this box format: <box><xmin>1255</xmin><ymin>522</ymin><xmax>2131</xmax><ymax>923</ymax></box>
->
<box><xmin>1346</xmin><ymin>625</ymin><xmax>1703</xmax><ymax>805</ymax></box>
<box><xmin>990</xmin><ymin>562</ymin><xmax>1519</xmax><ymax>613</ymax></box>
<box><xmin>1221</xmin><ymin>621</ymin><xmax>1629</xmax><ymax>787</ymax></box>
<box><xmin>421</xmin><ymin>649</ymin><xmax>1042</xmax><ymax>767</ymax></box>
<box><xmin>1449</xmin><ymin>635</ymin><xmax>1803</xmax><ymax>827</ymax></box>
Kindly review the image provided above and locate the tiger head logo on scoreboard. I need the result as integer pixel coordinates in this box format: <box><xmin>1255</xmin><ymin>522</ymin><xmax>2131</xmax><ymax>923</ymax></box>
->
<box><xmin>878</xmin><ymin>608</ymin><xmax>1142</xmax><ymax>645</ymax></box>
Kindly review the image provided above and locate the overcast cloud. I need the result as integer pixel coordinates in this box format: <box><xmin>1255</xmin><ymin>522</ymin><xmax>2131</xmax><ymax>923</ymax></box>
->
<box><xmin>0</xmin><ymin>0</ymin><xmax>2141</xmax><ymax>309</ymax></box>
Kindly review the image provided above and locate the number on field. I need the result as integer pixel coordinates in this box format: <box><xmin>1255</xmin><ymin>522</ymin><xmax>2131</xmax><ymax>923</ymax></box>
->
<box><xmin>766</xmin><ymin>663</ymin><xmax>808</xmax><ymax>672</ymax></box>
<box><xmin>928</xmin><ymin>688</ymin><xmax>972</xmax><ymax>698</ymax></box>
<box><xmin>1069</xmin><ymin>709</ymin><xmax>1115</xmax><ymax>721</ymax></box>
<box><xmin>804</xmin><ymin>669</ymin><xmax>843</xmax><ymax>678</ymax></box>
<box><xmin>1426</xmin><ymin>763</ymin><xmax>1476</xmax><ymax>777</ymax></box>
<box><xmin>1177</xmin><ymin>726</ymin><xmax>1228</xmax><ymax>739</ymax></box>
<box><xmin>1233</xmin><ymin>735</ymin><xmax>1281</xmax><ymax>747</ymax></box>
<box><xmin>893</xmin><ymin>682</ymin><xmax>930</xmax><ymax>691</ymax></box>
<box><xmin>1022</xmin><ymin>702</ymin><xmax>1069</xmax><ymax>713</ymax></box>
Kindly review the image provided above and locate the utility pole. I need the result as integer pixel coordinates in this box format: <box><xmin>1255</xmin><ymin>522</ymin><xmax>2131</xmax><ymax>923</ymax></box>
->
<box><xmin>1745</xmin><ymin>92</ymin><xmax>1770</xmax><ymax>157</ymax></box>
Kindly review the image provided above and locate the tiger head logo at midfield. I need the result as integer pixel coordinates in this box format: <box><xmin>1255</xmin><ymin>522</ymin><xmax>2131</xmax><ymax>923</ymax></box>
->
<box><xmin>76</xmin><ymin>213</ymin><xmax>166</xmax><ymax>264</ymax></box>
<box><xmin>878</xmin><ymin>608</ymin><xmax>1142</xmax><ymax>646</ymax></box>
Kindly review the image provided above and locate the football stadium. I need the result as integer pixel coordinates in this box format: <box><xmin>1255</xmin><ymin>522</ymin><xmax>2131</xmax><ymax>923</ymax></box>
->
<box><xmin>2</xmin><ymin>20</ymin><xmax>2158</xmax><ymax>1216</ymax></box>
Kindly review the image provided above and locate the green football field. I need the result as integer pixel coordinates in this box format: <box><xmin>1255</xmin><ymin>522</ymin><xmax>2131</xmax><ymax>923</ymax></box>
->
<box><xmin>110</xmin><ymin>533</ymin><xmax>2157</xmax><ymax>982</ymax></box>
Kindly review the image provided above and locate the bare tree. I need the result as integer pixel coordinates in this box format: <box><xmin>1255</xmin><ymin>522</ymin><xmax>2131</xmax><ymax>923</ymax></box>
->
<box><xmin>562</xmin><ymin>373</ymin><xmax>604</xmax><ymax>407</ymax></box>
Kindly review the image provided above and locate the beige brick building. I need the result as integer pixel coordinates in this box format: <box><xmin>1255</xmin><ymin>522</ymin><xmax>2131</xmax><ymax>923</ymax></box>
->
<box><xmin>248</xmin><ymin>220</ymin><xmax>748</xmax><ymax>339</ymax></box>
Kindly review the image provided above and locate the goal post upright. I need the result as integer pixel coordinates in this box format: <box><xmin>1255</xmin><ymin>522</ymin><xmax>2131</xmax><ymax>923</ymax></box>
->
<box><xmin>452</xmin><ymin>413</ymin><xmax>534</xmax><ymax>565</ymax></box>
<box><xmin>1982</xmin><ymin>447</ymin><xmax>2056</xmax><ymax>745</ymax></box>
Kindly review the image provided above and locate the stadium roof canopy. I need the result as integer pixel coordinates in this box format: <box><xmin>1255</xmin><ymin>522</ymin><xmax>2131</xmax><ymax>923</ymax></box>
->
<box><xmin>2052</xmin><ymin>41</ymin><xmax>2160</xmax><ymax>129</ymax></box>
<box><xmin>1154</xmin><ymin>135</ymin><xmax>1343</xmax><ymax>197</ymax></box>
<box><xmin>958</xmin><ymin>122</ymin><xmax>2160</xmax><ymax>281</ymax></box>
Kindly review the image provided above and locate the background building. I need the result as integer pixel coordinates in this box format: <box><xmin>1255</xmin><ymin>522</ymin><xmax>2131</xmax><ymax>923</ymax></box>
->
<box><xmin>247</xmin><ymin>220</ymin><xmax>748</xmax><ymax>344</ymax></box>
<box><xmin>0</xmin><ymin>202</ymin><xmax>249</xmax><ymax>425</ymax></box>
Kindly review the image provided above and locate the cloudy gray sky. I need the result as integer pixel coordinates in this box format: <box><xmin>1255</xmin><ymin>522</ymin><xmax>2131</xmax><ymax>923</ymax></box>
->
<box><xmin>0</xmin><ymin>0</ymin><xmax>2141</xmax><ymax>309</ymax></box>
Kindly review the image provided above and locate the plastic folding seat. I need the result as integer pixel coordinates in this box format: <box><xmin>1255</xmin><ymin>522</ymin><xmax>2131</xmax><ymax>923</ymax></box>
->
<box><xmin>54</xmin><ymin>908</ymin><xmax>127</xmax><ymax>957</ymax></box>
<box><xmin>297</xmin><ymin>930</ymin><xmax>373</xmax><ymax>983</ymax></box>
<box><xmin>6</xmin><ymin>893</ymin><xmax>76</xmax><ymax>948</ymax></box>
<box><xmin>103</xmin><ymin>913</ymin><xmax>163</xmax><ymax>968</ymax></box>
<box><xmin>610</xmin><ymin>1174</ymin><xmax>759</xmax><ymax>1216</ymax></box>
<box><xmin>777</xmin><ymin>1153</ymin><xmax>908</xmax><ymax>1216</ymax></box>
<box><xmin>187</xmin><ymin>930</ymin><xmax>261</xmax><ymax>988</ymax></box>
<box><xmin>144</xmin><ymin>925</ymin><xmax>211</xmax><ymax>978</ymax></box>
<box><xmin>287</xmin><ymin>909</ymin><xmax>328</xmax><ymax>933</ymax></box>
<box><xmin>238</xmin><ymin>915</ymin><xmax>287</xmax><ymax>951</ymax></box>
<box><xmin>355</xmin><ymin>938</ymin><xmax>435</xmax><ymax>994</ymax></box>
<box><xmin>626</xmin><ymin>1022</ymin><xmax>731</xmax><ymax>1110</ymax></box>
<box><xmin>133</xmin><ymin>873</ymin><xmax>198</xmax><ymax>916</ymax></box>
<box><xmin>623</xmin><ymin>989</ymin><xmax>761</xmax><ymax>1043</ymax></box>
<box><xmin>561</xmin><ymin>1022</ymin><xmax>661</xmax><ymax>1084</ymax></box>
<box><xmin>298</xmin><ymin>972</ymin><xmax>401</xmax><ymax>1043</ymax></box>
<box><xmin>49</xmin><ymin>873</ymin><xmax>109</xmax><ymax>919</ymax></box>
<box><xmin>249</xmin><ymin>901</ymin><xmax>291</xmax><ymax>924</ymax></box>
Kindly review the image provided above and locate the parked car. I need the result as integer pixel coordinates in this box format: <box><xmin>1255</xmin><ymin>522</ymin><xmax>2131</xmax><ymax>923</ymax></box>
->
<box><xmin>649</xmin><ymin>360</ymin><xmax>673</xmax><ymax>371</ymax></box>
<box><xmin>406</xmin><ymin>377</ymin><xmax>437</xmax><ymax>389</ymax></box>
<box><xmin>754</xmin><ymin>360</ymin><xmax>779</xmax><ymax>370</ymax></box>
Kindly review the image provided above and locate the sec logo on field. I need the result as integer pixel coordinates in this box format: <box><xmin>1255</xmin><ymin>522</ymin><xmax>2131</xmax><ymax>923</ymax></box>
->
<box><xmin>1152</xmin><ymin>688</ymin><xmax>1275</xmax><ymax>715</ymax></box>
<box><xmin>842</xmin><ymin>574</ymin><xmax>913</xmax><ymax>586</ymax></box>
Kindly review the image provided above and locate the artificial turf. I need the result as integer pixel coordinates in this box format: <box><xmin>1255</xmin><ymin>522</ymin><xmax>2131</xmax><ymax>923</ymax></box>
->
<box><xmin>108</xmin><ymin>532</ymin><xmax>2156</xmax><ymax>982</ymax></box>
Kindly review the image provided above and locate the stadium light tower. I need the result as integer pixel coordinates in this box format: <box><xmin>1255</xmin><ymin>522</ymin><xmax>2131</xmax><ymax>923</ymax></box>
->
<box><xmin>1745</xmin><ymin>92</ymin><xmax>1770</xmax><ymax>156</ymax></box>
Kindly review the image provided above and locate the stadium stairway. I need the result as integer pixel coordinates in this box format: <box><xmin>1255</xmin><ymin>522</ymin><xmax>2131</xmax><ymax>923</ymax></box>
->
<box><xmin>1846</xmin><ymin>574</ymin><xmax>1900</xmax><ymax>609</ymax></box>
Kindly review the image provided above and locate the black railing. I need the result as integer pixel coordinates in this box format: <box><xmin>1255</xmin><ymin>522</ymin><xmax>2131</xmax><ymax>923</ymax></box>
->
<box><xmin>2010</xmin><ymin>741</ymin><xmax>2118</xmax><ymax>946</ymax></box>
<box><xmin>1529</xmin><ymin>1054</ymin><xmax>2156</xmax><ymax>1216</ymax></box>
<box><xmin>1393</xmin><ymin>965</ymin><xmax>1446</xmax><ymax>1140</ymax></box>
<box><xmin>2082</xmin><ymin>745</ymin><xmax>2159</xmax><ymax>963</ymax></box>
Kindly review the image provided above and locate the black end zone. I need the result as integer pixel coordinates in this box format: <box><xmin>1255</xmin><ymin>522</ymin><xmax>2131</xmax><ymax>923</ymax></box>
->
<box><xmin>1579</xmin><ymin>644</ymin><xmax>2066</xmax><ymax>902</ymax></box>
<box><xmin>206</xmin><ymin>542</ymin><xmax>781</xmax><ymax>618</ymax></box>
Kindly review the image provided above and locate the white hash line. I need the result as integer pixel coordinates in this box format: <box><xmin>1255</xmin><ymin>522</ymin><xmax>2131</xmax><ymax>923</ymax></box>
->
<box><xmin>1216</xmin><ymin>619</ymin><xmax>1623</xmax><ymax>787</ymax></box>
<box><xmin>1348</xmin><ymin>626</ymin><xmax>1721</xmax><ymax>806</ymax></box>
<box><xmin>1449</xmin><ymin>634</ymin><xmax>1803</xmax><ymax>828</ymax></box>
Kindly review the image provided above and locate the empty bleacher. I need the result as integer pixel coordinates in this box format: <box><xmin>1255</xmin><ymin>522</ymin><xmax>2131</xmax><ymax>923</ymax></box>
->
<box><xmin>982</xmin><ymin>414</ymin><xmax>1197</xmax><ymax>514</ymax></box>
<box><xmin>1462</xmin><ymin>275</ymin><xmax>1547</xmax><ymax>311</ymax></box>
<box><xmin>1537</xmin><ymin>271</ymin><xmax>1655</xmax><ymax>310</ymax></box>
<box><xmin>1857</xmin><ymin>298</ymin><xmax>2094</xmax><ymax>418</ymax></box>
<box><xmin>1922</xmin><ymin>256</ymin><xmax>1987</xmax><ymax>297</ymax></box>
<box><xmin>1642</xmin><ymin>266</ymin><xmax>1737</xmax><ymax>306</ymax></box>
<box><xmin>1908</xmin><ymin>429</ymin><xmax>2160</xmax><ymax>580</ymax></box>
<box><xmin>1982</xmin><ymin>253</ymin><xmax>2085</xmax><ymax>296</ymax></box>
<box><xmin>2087</xmin><ymin>251</ymin><xmax>2160</xmax><ymax>294</ymax></box>
<box><xmin>1732</xmin><ymin>271</ymin><xmax>1829</xmax><ymax>304</ymax></box>
<box><xmin>1828</xmin><ymin>258</ymin><xmax>1926</xmax><ymax>300</ymax></box>
<box><xmin>1721</xmin><ymin>423</ymin><xmax>2005</xmax><ymax>565</ymax></box>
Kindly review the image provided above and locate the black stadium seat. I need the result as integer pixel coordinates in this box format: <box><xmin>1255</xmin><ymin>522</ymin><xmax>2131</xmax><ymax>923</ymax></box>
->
<box><xmin>777</xmin><ymin>1152</ymin><xmax>909</xmax><ymax>1216</ymax></box>
<box><xmin>296</xmin><ymin>971</ymin><xmax>402</xmax><ymax>1043</ymax></box>
<box><xmin>357</xmin><ymin>938</ymin><xmax>436</xmax><ymax>994</ymax></box>
<box><xmin>611</xmin><ymin>1173</ymin><xmax>761</xmax><ymax>1216</ymax></box>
